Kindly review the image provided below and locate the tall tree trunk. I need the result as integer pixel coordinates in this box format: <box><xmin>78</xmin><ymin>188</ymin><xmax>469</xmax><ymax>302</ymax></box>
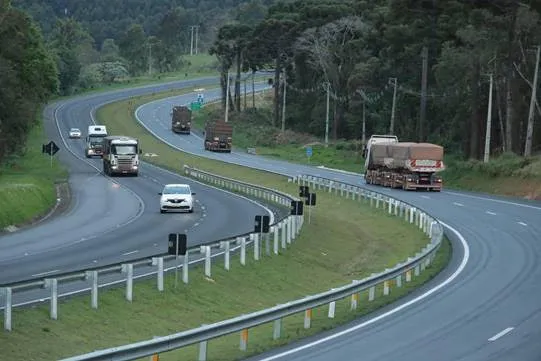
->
<box><xmin>495</xmin><ymin>79</ymin><xmax>506</xmax><ymax>152</ymax></box>
<box><xmin>273</xmin><ymin>58</ymin><xmax>281</xmax><ymax>127</ymax></box>
<box><xmin>469</xmin><ymin>61</ymin><xmax>480</xmax><ymax>159</ymax></box>
<box><xmin>235</xmin><ymin>50</ymin><xmax>242</xmax><ymax>112</ymax></box>
<box><xmin>220</xmin><ymin>71</ymin><xmax>227</xmax><ymax>110</ymax></box>
<box><xmin>505</xmin><ymin>76</ymin><xmax>513</xmax><ymax>153</ymax></box>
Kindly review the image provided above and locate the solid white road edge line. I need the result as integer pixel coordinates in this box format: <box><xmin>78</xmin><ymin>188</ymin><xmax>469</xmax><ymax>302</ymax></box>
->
<box><xmin>31</xmin><ymin>269</ymin><xmax>60</xmax><ymax>278</ymax></box>
<box><xmin>256</xmin><ymin>221</ymin><xmax>470</xmax><ymax>361</ymax></box>
<box><xmin>488</xmin><ymin>327</ymin><xmax>514</xmax><ymax>342</ymax></box>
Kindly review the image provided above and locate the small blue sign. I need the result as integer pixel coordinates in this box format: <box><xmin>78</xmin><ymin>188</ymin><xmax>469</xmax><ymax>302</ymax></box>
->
<box><xmin>306</xmin><ymin>146</ymin><xmax>312</xmax><ymax>157</ymax></box>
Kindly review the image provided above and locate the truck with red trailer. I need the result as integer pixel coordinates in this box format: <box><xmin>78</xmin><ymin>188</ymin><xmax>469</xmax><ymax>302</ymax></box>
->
<box><xmin>204</xmin><ymin>120</ymin><xmax>232</xmax><ymax>153</ymax></box>
<box><xmin>363</xmin><ymin>135</ymin><xmax>445</xmax><ymax>191</ymax></box>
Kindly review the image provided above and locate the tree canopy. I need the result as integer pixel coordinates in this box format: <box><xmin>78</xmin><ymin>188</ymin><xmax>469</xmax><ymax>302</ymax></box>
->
<box><xmin>210</xmin><ymin>0</ymin><xmax>541</xmax><ymax>159</ymax></box>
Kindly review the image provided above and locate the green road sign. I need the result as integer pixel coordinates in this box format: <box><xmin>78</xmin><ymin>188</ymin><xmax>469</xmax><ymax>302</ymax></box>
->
<box><xmin>190</xmin><ymin>102</ymin><xmax>201</xmax><ymax>111</ymax></box>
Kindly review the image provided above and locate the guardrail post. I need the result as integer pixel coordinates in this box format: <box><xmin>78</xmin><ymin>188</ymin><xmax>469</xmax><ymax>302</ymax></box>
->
<box><xmin>383</xmin><ymin>280</ymin><xmax>390</xmax><ymax>296</ymax></box>
<box><xmin>396</xmin><ymin>274</ymin><xmax>402</xmax><ymax>287</ymax></box>
<box><xmin>273</xmin><ymin>318</ymin><xmax>282</xmax><ymax>339</ymax></box>
<box><xmin>182</xmin><ymin>252</ymin><xmax>189</xmax><ymax>284</ymax></box>
<box><xmin>44</xmin><ymin>278</ymin><xmax>58</xmax><ymax>320</ymax></box>
<box><xmin>328</xmin><ymin>301</ymin><xmax>336</xmax><ymax>318</ymax></box>
<box><xmin>264</xmin><ymin>232</ymin><xmax>270</xmax><ymax>256</ymax></box>
<box><xmin>253</xmin><ymin>234</ymin><xmax>260</xmax><ymax>261</ymax></box>
<box><xmin>288</xmin><ymin>217</ymin><xmax>293</xmax><ymax>243</ymax></box>
<box><xmin>388</xmin><ymin>198</ymin><xmax>392</xmax><ymax>214</ymax></box>
<box><xmin>203</xmin><ymin>246</ymin><xmax>211</xmax><ymax>277</ymax></box>
<box><xmin>351</xmin><ymin>292</ymin><xmax>359</xmax><ymax>310</ymax></box>
<box><xmin>368</xmin><ymin>286</ymin><xmax>375</xmax><ymax>301</ymax></box>
<box><xmin>273</xmin><ymin>227</ymin><xmax>279</xmax><ymax>254</ymax></box>
<box><xmin>405</xmin><ymin>206</ymin><xmax>409</xmax><ymax>221</ymax></box>
<box><xmin>410</xmin><ymin>208</ymin><xmax>415</xmax><ymax>223</ymax></box>
<box><xmin>370</xmin><ymin>193</ymin><xmax>374</xmax><ymax>207</ymax></box>
<box><xmin>223</xmin><ymin>241</ymin><xmax>230</xmax><ymax>270</ymax></box>
<box><xmin>154</xmin><ymin>257</ymin><xmax>164</xmax><ymax>291</ymax></box>
<box><xmin>3</xmin><ymin>287</ymin><xmax>12</xmax><ymax>331</ymax></box>
<box><xmin>198</xmin><ymin>325</ymin><xmax>208</xmax><ymax>361</ymax></box>
<box><xmin>291</xmin><ymin>216</ymin><xmax>297</xmax><ymax>240</ymax></box>
<box><xmin>406</xmin><ymin>269</ymin><xmax>412</xmax><ymax>282</ymax></box>
<box><xmin>86</xmin><ymin>271</ymin><xmax>99</xmax><ymax>309</ymax></box>
<box><xmin>376</xmin><ymin>195</ymin><xmax>380</xmax><ymax>208</ymax></box>
<box><xmin>415</xmin><ymin>264</ymin><xmax>421</xmax><ymax>276</ymax></box>
<box><xmin>304</xmin><ymin>309</ymin><xmax>312</xmax><ymax>329</ymax></box>
<box><xmin>240</xmin><ymin>329</ymin><xmax>248</xmax><ymax>351</ymax></box>
<box><xmin>121</xmin><ymin>263</ymin><xmax>134</xmax><ymax>302</ymax></box>
<box><xmin>281</xmin><ymin>221</ymin><xmax>287</xmax><ymax>248</ymax></box>
<box><xmin>240</xmin><ymin>237</ymin><xmax>246</xmax><ymax>265</ymax></box>
<box><xmin>394</xmin><ymin>201</ymin><xmax>399</xmax><ymax>216</ymax></box>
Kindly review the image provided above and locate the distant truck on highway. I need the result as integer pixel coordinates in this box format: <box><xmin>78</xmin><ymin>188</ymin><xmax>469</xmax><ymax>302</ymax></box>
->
<box><xmin>363</xmin><ymin>134</ymin><xmax>445</xmax><ymax>191</ymax></box>
<box><xmin>85</xmin><ymin>125</ymin><xmax>107</xmax><ymax>158</ymax></box>
<box><xmin>204</xmin><ymin>120</ymin><xmax>232</xmax><ymax>153</ymax></box>
<box><xmin>171</xmin><ymin>105</ymin><xmax>192</xmax><ymax>134</ymax></box>
<box><xmin>102</xmin><ymin>136</ymin><xmax>141</xmax><ymax>176</ymax></box>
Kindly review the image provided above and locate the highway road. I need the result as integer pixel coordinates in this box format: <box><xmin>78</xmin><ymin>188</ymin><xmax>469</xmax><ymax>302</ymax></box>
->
<box><xmin>136</xmin><ymin>87</ymin><xmax>541</xmax><ymax>360</ymax></box>
<box><xmin>0</xmin><ymin>74</ymin><xmax>276</xmax><ymax>302</ymax></box>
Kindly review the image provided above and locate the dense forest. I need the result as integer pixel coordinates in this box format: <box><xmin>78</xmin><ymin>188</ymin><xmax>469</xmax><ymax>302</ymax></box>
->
<box><xmin>210</xmin><ymin>0</ymin><xmax>541</xmax><ymax>159</ymax></box>
<box><xmin>2</xmin><ymin>0</ymin><xmax>541</xmax><ymax>164</ymax></box>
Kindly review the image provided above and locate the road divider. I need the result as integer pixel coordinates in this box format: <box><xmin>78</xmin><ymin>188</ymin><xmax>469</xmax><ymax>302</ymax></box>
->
<box><xmin>0</xmin><ymin>166</ymin><xmax>303</xmax><ymax>331</ymax></box>
<box><xmin>59</xmin><ymin>174</ymin><xmax>445</xmax><ymax>361</ymax></box>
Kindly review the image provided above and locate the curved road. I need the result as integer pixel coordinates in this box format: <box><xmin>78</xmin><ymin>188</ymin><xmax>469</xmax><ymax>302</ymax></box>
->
<box><xmin>135</xmin><ymin>88</ymin><xmax>541</xmax><ymax>360</ymax></box>
<box><xmin>0</xmin><ymin>76</ymin><xmax>273</xmax><ymax>287</ymax></box>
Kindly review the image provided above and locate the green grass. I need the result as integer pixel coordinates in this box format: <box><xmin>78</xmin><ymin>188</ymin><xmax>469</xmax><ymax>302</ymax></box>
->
<box><xmin>52</xmin><ymin>54</ymin><xmax>220</xmax><ymax>101</ymax></box>
<box><xmin>0</xmin><ymin>121</ymin><xmax>67</xmax><ymax>230</ymax></box>
<box><xmin>0</xmin><ymin>87</ymin><xmax>450</xmax><ymax>360</ymax></box>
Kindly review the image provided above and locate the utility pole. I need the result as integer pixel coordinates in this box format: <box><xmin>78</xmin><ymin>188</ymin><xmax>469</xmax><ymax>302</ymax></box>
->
<box><xmin>194</xmin><ymin>26</ymin><xmax>199</xmax><ymax>55</ymax></box>
<box><xmin>148</xmin><ymin>43</ymin><xmax>152</xmax><ymax>76</ymax></box>
<box><xmin>281</xmin><ymin>70</ymin><xmax>287</xmax><ymax>132</ymax></box>
<box><xmin>225</xmin><ymin>70</ymin><xmax>231</xmax><ymax>122</ymax></box>
<box><xmin>189</xmin><ymin>26</ymin><xmax>195</xmax><ymax>55</ymax></box>
<box><xmin>362</xmin><ymin>98</ymin><xmax>366</xmax><ymax>147</ymax></box>
<box><xmin>524</xmin><ymin>45</ymin><xmax>540</xmax><ymax>157</ymax></box>
<box><xmin>419</xmin><ymin>46</ymin><xmax>428</xmax><ymax>142</ymax></box>
<box><xmin>325</xmin><ymin>82</ymin><xmax>330</xmax><ymax>145</ymax></box>
<box><xmin>389</xmin><ymin>77</ymin><xmax>398</xmax><ymax>135</ymax></box>
<box><xmin>483</xmin><ymin>73</ymin><xmax>494</xmax><ymax>163</ymax></box>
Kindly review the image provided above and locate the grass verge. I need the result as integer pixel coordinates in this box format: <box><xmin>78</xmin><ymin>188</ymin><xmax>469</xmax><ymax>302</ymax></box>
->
<box><xmin>0</xmin><ymin>119</ymin><xmax>67</xmax><ymax>231</ymax></box>
<box><xmin>52</xmin><ymin>54</ymin><xmax>221</xmax><ymax>101</ymax></box>
<box><xmin>0</xmin><ymin>88</ymin><xmax>451</xmax><ymax>360</ymax></box>
<box><xmin>192</xmin><ymin>91</ymin><xmax>365</xmax><ymax>173</ymax></box>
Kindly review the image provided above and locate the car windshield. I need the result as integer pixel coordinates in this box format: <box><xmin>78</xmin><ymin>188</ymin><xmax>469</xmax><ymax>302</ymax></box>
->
<box><xmin>71</xmin><ymin>128</ymin><xmax>80</xmax><ymax>132</ymax></box>
<box><xmin>112</xmin><ymin>145</ymin><xmax>137</xmax><ymax>155</ymax></box>
<box><xmin>163</xmin><ymin>186</ymin><xmax>191</xmax><ymax>195</ymax></box>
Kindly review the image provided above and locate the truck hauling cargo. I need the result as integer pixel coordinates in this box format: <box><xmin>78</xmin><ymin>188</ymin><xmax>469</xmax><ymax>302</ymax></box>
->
<box><xmin>85</xmin><ymin>125</ymin><xmax>107</xmax><ymax>158</ymax></box>
<box><xmin>102</xmin><ymin>136</ymin><xmax>141</xmax><ymax>176</ymax></box>
<box><xmin>364</xmin><ymin>135</ymin><xmax>445</xmax><ymax>191</ymax></box>
<box><xmin>171</xmin><ymin>106</ymin><xmax>192</xmax><ymax>134</ymax></box>
<box><xmin>204</xmin><ymin>120</ymin><xmax>232</xmax><ymax>153</ymax></box>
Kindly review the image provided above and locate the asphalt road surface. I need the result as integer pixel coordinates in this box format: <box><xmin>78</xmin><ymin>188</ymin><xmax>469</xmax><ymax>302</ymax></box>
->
<box><xmin>0</xmin><ymin>75</ymin><xmax>274</xmax><ymax>291</ymax></box>
<box><xmin>137</xmin><ymin>87</ymin><xmax>541</xmax><ymax>361</ymax></box>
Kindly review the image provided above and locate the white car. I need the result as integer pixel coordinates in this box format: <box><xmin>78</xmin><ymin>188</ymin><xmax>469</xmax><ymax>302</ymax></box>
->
<box><xmin>159</xmin><ymin>184</ymin><xmax>195</xmax><ymax>213</ymax></box>
<box><xmin>69</xmin><ymin>128</ymin><xmax>82</xmax><ymax>138</ymax></box>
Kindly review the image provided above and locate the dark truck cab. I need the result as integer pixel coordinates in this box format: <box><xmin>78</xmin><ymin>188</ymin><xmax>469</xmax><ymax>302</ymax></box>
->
<box><xmin>171</xmin><ymin>106</ymin><xmax>192</xmax><ymax>134</ymax></box>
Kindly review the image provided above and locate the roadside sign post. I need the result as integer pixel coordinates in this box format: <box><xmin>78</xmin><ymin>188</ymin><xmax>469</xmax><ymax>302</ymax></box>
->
<box><xmin>42</xmin><ymin>141</ymin><xmax>59</xmax><ymax>168</ymax></box>
<box><xmin>306</xmin><ymin>146</ymin><xmax>312</xmax><ymax>164</ymax></box>
<box><xmin>168</xmin><ymin>233</ymin><xmax>187</xmax><ymax>288</ymax></box>
<box><xmin>304</xmin><ymin>193</ymin><xmax>317</xmax><ymax>224</ymax></box>
<box><xmin>254</xmin><ymin>215</ymin><xmax>270</xmax><ymax>256</ymax></box>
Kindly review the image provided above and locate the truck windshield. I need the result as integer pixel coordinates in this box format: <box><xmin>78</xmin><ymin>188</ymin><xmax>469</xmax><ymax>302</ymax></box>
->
<box><xmin>112</xmin><ymin>145</ymin><xmax>137</xmax><ymax>155</ymax></box>
<box><xmin>88</xmin><ymin>136</ymin><xmax>104</xmax><ymax>146</ymax></box>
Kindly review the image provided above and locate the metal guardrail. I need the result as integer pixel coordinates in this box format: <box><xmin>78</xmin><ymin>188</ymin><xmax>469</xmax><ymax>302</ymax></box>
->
<box><xmin>60</xmin><ymin>173</ymin><xmax>445</xmax><ymax>361</ymax></box>
<box><xmin>0</xmin><ymin>166</ymin><xmax>303</xmax><ymax>331</ymax></box>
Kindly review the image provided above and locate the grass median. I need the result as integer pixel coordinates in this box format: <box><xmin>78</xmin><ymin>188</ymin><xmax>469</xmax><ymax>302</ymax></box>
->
<box><xmin>0</xmin><ymin>120</ymin><xmax>67</xmax><ymax>232</ymax></box>
<box><xmin>0</xmin><ymin>87</ymin><xmax>451</xmax><ymax>360</ymax></box>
